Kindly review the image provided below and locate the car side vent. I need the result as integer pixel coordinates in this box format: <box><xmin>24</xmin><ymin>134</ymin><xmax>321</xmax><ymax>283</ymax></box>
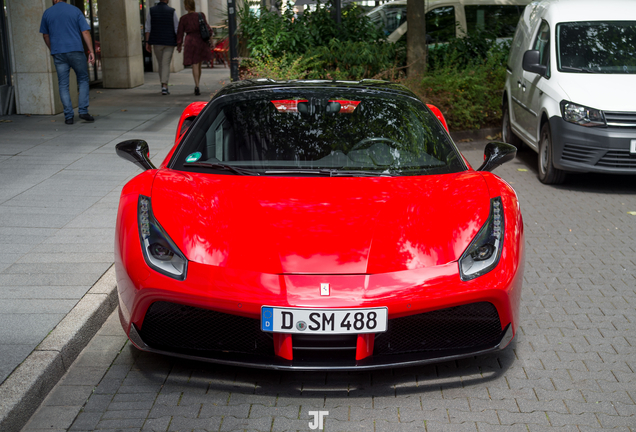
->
<box><xmin>596</xmin><ymin>150</ymin><xmax>636</xmax><ymax>169</ymax></box>
<box><xmin>561</xmin><ymin>144</ymin><xmax>597</xmax><ymax>164</ymax></box>
<box><xmin>374</xmin><ymin>302</ymin><xmax>501</xmax><ymax>356</ymax></box>
<box><xmin>139</xmin><ymin>301</ymin><xmax>274</xmax><ymax>356</ymax></box>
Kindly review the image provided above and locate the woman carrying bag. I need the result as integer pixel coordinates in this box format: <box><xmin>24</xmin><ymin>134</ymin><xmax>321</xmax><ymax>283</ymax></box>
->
<box><xmin>177</xmin><ymin>0</ymin><xmax>214</xmax><ymax>95</ymax></box>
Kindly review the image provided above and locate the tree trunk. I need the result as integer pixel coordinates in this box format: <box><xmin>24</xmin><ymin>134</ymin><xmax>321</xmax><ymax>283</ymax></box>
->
<box><xmin>407</xmin><ymin>0</ymin><xmax>426</xmax><ymax>76</ymax></box>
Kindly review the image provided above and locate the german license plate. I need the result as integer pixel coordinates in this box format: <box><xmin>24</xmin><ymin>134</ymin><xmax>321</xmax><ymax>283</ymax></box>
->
<box><xmin>261</xmin><ymin>307</ymin><xmax>388</xmax><ymax>334</ymax></box>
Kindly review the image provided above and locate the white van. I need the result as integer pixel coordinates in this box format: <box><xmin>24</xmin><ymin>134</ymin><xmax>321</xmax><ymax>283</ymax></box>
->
<box><xmin>367</xmin><ymin>0</ymin><xmax>531</xmax><ymax>44</ymax></box>
<box><xmin>502</xmin><ymin>0</ymin><xmax>636</xmax><ymax>184</ymax></box>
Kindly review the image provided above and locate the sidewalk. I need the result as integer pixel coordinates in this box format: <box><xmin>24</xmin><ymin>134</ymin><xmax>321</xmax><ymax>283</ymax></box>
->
<box><xmin>0</xmin><ymin>67</ymin><xmax>229</xmax><ymax>428</ymax></box>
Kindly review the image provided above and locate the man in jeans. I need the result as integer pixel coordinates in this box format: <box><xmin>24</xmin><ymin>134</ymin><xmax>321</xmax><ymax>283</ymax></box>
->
<box><xmin>40</xmin><ymin>0</ymin><xmax>95</xmax><ymax>125</ymax></box>
<box><xmin>145</xmin><ymin>0</ymin><xmax>179</xmax><ymax>95</ymax></box>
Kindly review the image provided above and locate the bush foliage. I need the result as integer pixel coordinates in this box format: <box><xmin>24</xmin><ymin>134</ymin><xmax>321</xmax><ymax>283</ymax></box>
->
<box><xmin>239</xmin><ymin>1</ymin><xmax>405</xmax><ymax>80</ymax></box>
<box><xmin>402</xmin><ymin>32</ymin><xmax>511</xmax><ymax>130</ymax></box>
<box><xmin>238</xmin><ymin>6</ymin><xmax>510</xmax><ymax>130</ymax></box>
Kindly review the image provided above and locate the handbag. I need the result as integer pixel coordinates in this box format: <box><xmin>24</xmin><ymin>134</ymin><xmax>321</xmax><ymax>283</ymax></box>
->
<box><xmin>198</xmin><ymin>13</ymin><xmax>211</xmax><ymax>42</ymax></box>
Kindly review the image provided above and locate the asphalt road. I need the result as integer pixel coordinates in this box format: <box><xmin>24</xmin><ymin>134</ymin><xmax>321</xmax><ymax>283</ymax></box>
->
<box><xmin>20</xmin><ymin>138</ymin><xmax>636</xmax><ymax>432</ymax></box>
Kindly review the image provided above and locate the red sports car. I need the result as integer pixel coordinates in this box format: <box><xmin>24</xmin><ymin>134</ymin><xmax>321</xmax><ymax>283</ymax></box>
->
<box><xmin>115</xmin><ymin>80</ymin><xmax>524</xmax><ymax>370</ymax></box>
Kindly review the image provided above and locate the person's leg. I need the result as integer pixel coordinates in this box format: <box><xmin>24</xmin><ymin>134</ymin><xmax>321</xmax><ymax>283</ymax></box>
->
<box><xmin>67</xmin><ymin>51</ymin><xmax>91</xmax><ymax>115</ymax></box>
<box><xmin>161</xmin><ymin>46</ymin><xmax>175</xmax><ymax>87</ymax></box>
<box><xmin>192</xmin><ymin>62</ymin><xmax>202</xmax><ymax>87</ymax></box>
<box><xmin>153</xmin><ymin>45</ymin><xmax>166</xmax><ymax>88</ymax></box>
<box><xmin>52</xmin><ymin>53</ymin><xmax>74</xmax><ymax>120</ymax></box>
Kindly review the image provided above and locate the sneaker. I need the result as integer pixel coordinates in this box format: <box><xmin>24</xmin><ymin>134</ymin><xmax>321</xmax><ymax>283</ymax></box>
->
<box><xmin>162</xmin><ymin>87</ymin><xmax>169</xmax><ymax>95</ymax></box>
<box><xmin>195</xmin><ymin>87</ymin><xmax>200</xmax><ymax>96</ymax></box>
<box><xmin>65</xmin><ymin>117</ymin><xmax>74</xmax><ymax>125</ymax></box>
<box><xmin>79</xmin><ymin>113</ymin><xmax>94</xmax><ymax>122</ymax></box>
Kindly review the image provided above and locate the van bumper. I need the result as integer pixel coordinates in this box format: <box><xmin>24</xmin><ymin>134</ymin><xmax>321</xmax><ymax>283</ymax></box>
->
<box><xmin>550</xmin><ymin>116</ymin><xmax>636</xmax><ymax>174</ymax></box>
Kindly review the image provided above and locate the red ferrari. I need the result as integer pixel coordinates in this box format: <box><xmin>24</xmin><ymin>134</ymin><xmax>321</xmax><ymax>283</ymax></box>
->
<box><xmin>115</xmin><ymin>80</ymin><xmax>524</xmax><ymax>370</ymax></box>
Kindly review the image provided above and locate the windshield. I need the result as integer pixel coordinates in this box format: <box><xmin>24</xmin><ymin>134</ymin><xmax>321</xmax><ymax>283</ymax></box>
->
<box><xmin>557</xmin><ymin>21</ymin><xmax>636</xmax><ymax>73</ymax></box>
<box><xmin>173</xmin><ymin>88</ymin><xmax>464</xmax><ymax>177</ymax></box>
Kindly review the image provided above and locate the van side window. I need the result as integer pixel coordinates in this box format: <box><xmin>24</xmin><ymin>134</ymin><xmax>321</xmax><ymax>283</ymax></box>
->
<box><xmin>465</xmin><ymin>5</ymin><xmax>525</xmax><ymax>38</ymax></box>
<box><xmin>426</xmin><ymin>6</ymin><xmax>456</xmax><ymax>44</ymax></box>
<box><xmin>533</xmin><ymin>21</ymin><xmax>551</xmax><ymax>78</ymax></box>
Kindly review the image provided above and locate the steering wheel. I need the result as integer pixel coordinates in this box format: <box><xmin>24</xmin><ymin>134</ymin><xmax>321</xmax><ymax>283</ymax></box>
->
<box><xmin>349</xmin><ymin>137</ymin><xmax>400</xmax><ymax>152</ymax></box>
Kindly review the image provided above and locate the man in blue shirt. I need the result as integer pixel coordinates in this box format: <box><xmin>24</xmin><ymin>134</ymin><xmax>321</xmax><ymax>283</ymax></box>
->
<box><xmin>40</xmin><ymin>0</ymin><xmax>95</xmax><ymax>125</ymax></box>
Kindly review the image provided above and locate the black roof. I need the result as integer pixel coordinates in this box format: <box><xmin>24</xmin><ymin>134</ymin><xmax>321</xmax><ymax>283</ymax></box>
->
<box><xmin>213</xmin><ymin>79</ymin><xmax>416</xmax><ymax>99</ymax></box>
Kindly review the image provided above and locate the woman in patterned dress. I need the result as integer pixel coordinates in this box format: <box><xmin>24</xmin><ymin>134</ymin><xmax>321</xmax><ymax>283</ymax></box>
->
<box><xmin>177</xmin><ymin>0</ymin><xmax>213</xmax><ymax>95</ymax></box>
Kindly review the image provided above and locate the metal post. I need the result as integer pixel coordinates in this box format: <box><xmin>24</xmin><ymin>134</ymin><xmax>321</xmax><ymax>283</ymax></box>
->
<box><xmin>227</xmin><ymin>0</ymin><xmax>239</xmax><ymax>81</ymax></box>
<box><xmin>0</xmin><ymin>0</ymin><xmax>12</xmax><ymax>86</ymax></box>
<box><xmin>334</xmin><ymin>0</ymin><xmax>341</xmax><ymax>26</ymax></box>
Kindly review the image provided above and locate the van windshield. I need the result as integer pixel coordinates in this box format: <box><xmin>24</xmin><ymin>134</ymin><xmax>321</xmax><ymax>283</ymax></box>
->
<box><xmin>557</xmin><ymin>21</ymin><xmax>636</xmax><ymax>74</ymax></box>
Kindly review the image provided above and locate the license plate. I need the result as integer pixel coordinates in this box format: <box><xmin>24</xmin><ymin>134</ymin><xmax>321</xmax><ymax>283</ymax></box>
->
<box><xmin>261</xmin><ymin>306</ymin><xmax>388</xmax><ymax>334</ymax></box>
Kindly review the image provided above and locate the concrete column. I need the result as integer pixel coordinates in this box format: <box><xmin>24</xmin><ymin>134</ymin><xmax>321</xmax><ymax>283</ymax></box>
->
<box><xmin>97</xmin><ymin>0</ymin><xmax>144</xmax><ymax>89</ymax></box>
<box><xmin>6</xmin><ymin>0</ymin><xmax>78</xmax><ymax>115</ymax></box>
<box><xmin>208</xmin><ymin>0</ymin><xmax>225</xmax><ymax>27</ymax></box>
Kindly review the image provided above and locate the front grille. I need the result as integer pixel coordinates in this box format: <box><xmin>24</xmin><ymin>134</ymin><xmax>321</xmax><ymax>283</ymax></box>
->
<box><xmin>139</xmin><ymin>301</ymin><xmax>274</xmax><ymax>356</ymax></box>
<box><xmin>561</xmin><ymin>143</ymin><xmax>597</xmax><ymax>164</ymax></box>
<box><xmin>596</xmin><ymin>150</ymin><xmax>636</xmax><ymax>169</ymax></box>
<box><xmin>374</xmin><ymin>302</ymin><xmax>501</xmax><ymax>356</ymax></box>
<box><xmin>604</xmin><ymin>111</ymin><xmax>636</xmax><ymax>128</ymax></box>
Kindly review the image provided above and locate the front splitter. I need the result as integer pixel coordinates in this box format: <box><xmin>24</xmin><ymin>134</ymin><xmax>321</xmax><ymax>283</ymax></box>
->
<box><xmin>127</xmin><ymin>323</ymin><xmax>514</xmax><ymax>371</ymax></box>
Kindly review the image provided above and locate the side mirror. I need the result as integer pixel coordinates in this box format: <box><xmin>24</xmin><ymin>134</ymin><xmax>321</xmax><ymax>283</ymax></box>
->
<box><xmin>115</xmin><ymin>140</ymin><xmax>156</xmax><ymax>171</ymax></box>
<box><xmin>522</xmin><ymin>50</ymin><xmax>547</xmax><ymax>76</ymax></box>
<box><xmin>477</xmin><ymin>142</ymin><xmax>517</xmax><ymax>172</ymax></box>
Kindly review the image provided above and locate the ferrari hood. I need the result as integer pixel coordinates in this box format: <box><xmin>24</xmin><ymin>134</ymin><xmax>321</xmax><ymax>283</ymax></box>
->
<box><xmin>151</xmin><ymin>170</ymin><xmax>491</xmax><ymax>274</ymax></box>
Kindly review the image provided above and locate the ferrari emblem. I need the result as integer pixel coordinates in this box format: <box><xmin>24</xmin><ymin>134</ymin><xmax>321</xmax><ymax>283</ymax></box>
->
<box><xmin>321</xmin><ymin>283</ymin><xmax>330</xmax><ymax>296</ymax></box>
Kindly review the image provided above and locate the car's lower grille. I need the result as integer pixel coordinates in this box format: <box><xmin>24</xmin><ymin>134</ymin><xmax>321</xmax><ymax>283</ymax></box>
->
<box><xmin>138</xmin><ymin>301</ymin><xmax>503</xmax><ymax>364</ymax></box>
<box><xmin>373</xmin><ymin>302</ymin><xmax>501</xmax><ymax>356</ymax></box>
<box><xmin>561</xmin><ymin>143</ymin><xmax>597</xmax><ymax>164</ymax></box>
<box><xmin>596</xmin><ymin>150</ymin><xmax>636</xmax><ymax>169</ymax></box>
<box><xmin>139</xmin><ymin>301</ymin><xmax>274</xmax><ymax>356</ymax></box>
<box><xmin>604</xmin><ymin>111</ymin><xmax>636</xmax><ymax>128</ymax></box>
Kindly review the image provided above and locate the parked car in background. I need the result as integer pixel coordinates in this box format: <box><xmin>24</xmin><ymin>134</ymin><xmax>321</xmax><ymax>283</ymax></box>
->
<box><xmin>367</xmin><ymin>0</ymin><xmax>531</xmax><ymax>44</ymax></box>
<box><xmin>502</xmin><ymin>0</ymin><xmax>636</xmax><ymax>184</ymax></box>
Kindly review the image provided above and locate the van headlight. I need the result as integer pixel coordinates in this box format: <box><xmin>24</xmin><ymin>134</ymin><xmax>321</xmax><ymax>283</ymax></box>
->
<box><xmin>560</xmin><ymin>101</ymin><xmax>605</xmax><ymax>127</ymax></box>
<box><xmin>459</xmin><ymin>197</ymin><xmax>504</xmax><ymax>281</ymax></box>
<box><xmin>138</xmin><ymin>195</ymin><xmax>187</xmax><ymax>280</ymax></box>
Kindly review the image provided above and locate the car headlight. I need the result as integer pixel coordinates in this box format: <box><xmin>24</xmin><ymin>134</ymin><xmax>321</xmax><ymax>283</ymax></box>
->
<box><xmin>560</xmin><ymin>101</ymin><xmax>605</xmax><ymax>127</ymax></box>
<box><xmin>459</xmin><ymin>197</ymin><xmax>504</xmax><ymax>281</ymax></box>
<box><xmin>138</xmin><ymin>195</ymin><xmax>187</xmax><ymax>280</ymax></box>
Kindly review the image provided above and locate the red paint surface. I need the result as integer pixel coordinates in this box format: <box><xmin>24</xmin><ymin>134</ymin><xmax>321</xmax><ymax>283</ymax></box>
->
<box><xmin>115</xmin><ymin>103</ymin><xmax>524</xmax><ymax>362</ymax></box>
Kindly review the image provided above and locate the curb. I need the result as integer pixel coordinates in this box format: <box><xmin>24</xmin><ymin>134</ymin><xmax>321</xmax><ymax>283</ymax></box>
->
<box><xmin>450</xmin><ymin>127</ymin><xmax>501</xmax><ymax>143</ymax></box>
<box><xmin>0</xmin><ymin>265</ymin><xmax>118</xmax><ymax>432</ymax></box>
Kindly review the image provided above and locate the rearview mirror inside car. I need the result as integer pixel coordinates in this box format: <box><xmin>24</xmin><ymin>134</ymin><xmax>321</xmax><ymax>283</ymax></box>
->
<box><xmin>522</xmin><ymin>50</ymin><xmax>548</xmax><ymax>76</ymax></box>
<box><xmin>115</xmin><ymin>140</ymin><xmax>156</xmax><ymax>171</ymax></box>
<box><xmin>477</xmin><ymin>142</ymin><xmax>517</xmax><ymax>172</ymax></box>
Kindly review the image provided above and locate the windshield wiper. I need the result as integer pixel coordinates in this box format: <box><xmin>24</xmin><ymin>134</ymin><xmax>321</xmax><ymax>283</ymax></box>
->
<box><xmin>264</xmin><ymin>169</ymin><xmax>394</xmax><ymax>177</ymax></box>
<box><xmin>183</xmin><ymin>162</ymin><xmax>260</xmax><ymax>176</ymax></box>
<box><xmin>560</xmin><ymin>65</ymin><xmax>596</xmax><ymax>73</ymax></box>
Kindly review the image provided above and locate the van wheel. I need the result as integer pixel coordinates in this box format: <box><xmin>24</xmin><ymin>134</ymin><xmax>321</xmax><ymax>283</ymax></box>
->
<box><xmin>538</xmin><ymin>123</ymin><xmax>566</xmax><ymax>184</ymax></box>
<box><xmin>502</xmin><ymin>101</ymin><xmax>523</xmax><ymax>149</ymax></box>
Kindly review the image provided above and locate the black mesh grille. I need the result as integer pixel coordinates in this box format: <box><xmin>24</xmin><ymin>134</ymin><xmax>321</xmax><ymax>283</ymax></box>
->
<box><xmin>139</xmin><ymin>301</ymin><xmax>274</xmax><ymax>356</ymax></box>
<box><xmin>596</xmin><ymin>150</ymin><xmax>636</xmax><ymax>169</ymax></box>
<box><xmin>374</xmin><ymin>302</ymin><xmax>501</xmax><ymax>356</ymax></box>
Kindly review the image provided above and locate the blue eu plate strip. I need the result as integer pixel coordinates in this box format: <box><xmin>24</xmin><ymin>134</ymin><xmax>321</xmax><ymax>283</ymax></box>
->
<box><xmin>261</xmin><ymin>307</ymin><xmax>273</xmax><ymax>331</ymax></box>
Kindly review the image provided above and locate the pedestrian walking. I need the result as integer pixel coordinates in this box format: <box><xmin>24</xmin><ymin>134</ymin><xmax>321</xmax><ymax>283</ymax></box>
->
<box><xmin>145</xmin><ymin>0</ymin><xmax>179</xmax><ymax>95</ymax></box>
<box><xmin>40</xmin><ymin>0</ymin><xmax>95</xmax><ymax>125</ymax></box>
<box><xmin>177</xmin><ymin>0</ymin><xmax>214</xmax><ymax>96</ymax></box>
